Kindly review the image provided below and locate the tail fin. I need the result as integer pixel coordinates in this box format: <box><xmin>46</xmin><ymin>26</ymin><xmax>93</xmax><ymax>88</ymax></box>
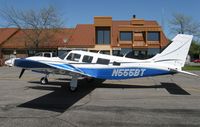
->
<box><xmin>151</xmin><ymin>34</ymin><xmax>193</xmax><ymax>69</ymax></box>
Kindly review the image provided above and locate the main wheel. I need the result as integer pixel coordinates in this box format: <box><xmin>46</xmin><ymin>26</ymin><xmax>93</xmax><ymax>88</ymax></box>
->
<box><xmin>40</xmin><ymin>77</ymin><xmax>48</xmax><ymax>85</ymax></box>
<box><xmin>85</xmin><ymin>77</ymin><xmax>105</xmax><ymax>84</ymax></box>
<box><xmin>85</xmin><ymin>77</ymin><xmax>94</xmax><ymax>83</ymax></box>
<box><xmin>68</xmin><ymin>86</ymin><xmax>78</xmax><ymax>92</ymax></box>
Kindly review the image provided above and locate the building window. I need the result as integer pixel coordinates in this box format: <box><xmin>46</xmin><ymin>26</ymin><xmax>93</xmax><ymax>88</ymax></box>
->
<box><xmin>147</xmin><ymin>32</ymin><xmax>160</xmax><ymax>41</ymax></box>
<box><xmin>147</xmin><ymin>48</ymin><xmax>160</xmax><ymax>58</ymax></box>
<box><xmin>99</xmin><ymin>50</ymin><xmax>110</xmax><ymax>55</ymax></box>
<box><xmin>120</xmin><ymin>31</ymin><xmax>132</xmax><ymax>41</ymax></box>
<box><xmin>120</xmin><ymin>48</ymin><xmax>133</xmax><ymax>56</ymax></box>
<box><xmin>112</xmin><ymin>50</ymin><xmax>122</xmax><ymax>56</ymax></box>
<box><xmin>125</xmin><ymin>50</ymin><xmax>147</xmax><ymax>59</ymax></box>
<box><xmin>96</xmin><ymin>27</ymin><xmax>111</xmax><ymax>44</ymax></box>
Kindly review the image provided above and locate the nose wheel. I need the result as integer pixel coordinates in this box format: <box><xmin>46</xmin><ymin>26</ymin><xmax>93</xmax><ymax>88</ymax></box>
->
<box><xmin>40</xmin><ymin>77</ymin><xmax>48</xmax><ymax>85</ymax></box>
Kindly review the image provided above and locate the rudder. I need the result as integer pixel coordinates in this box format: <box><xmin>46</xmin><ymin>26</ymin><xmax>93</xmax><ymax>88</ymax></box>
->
<box><xmin>151</xmin><ymin>34</ymin><xmax>193</xmax><ymax>69</ymax></box>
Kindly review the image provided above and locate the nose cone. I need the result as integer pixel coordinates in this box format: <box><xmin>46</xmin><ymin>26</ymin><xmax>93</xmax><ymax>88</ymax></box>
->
<box><xmin>5</xmin><ymin>58</ymin><xmax>15</xmax><ymax>67</ymax></box>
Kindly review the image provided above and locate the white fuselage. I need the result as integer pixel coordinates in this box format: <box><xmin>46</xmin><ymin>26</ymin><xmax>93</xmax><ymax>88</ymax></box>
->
<box><xmin>24</xmin><ymin>50</ymin><xmax>173</xmax><ymax>80</ymax></box>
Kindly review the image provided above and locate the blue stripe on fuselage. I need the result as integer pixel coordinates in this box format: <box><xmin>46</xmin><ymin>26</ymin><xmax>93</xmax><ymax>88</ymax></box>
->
<box><xmin>79</xmin><ymin>67</ymin><xmax>171</xmax><ymax>80</ymax></box>
<box><xmin>14</xmin><ymin>59</ymin><xmax>171</xmax><ymax>80</ymax></box>
<box><xmin>51</xmin><ymin>64</ymin><xmax>83</xmax><ymax>73</ymax></box>
<box><xmin>14</xmin><ymin>59</ymin><xmax>52</xmax><ymax>68</ymax></box>
<box><xmin>14</xmin><ymin>59</ymin><xmax>83</xmax><ymax>73</ymax></box>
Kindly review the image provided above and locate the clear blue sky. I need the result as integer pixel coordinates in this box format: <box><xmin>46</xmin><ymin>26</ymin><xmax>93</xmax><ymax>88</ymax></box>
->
<box><xmin>0</xmin><ymin>0</ymin><xmax>199</xmax><ymax>38</ymax></box>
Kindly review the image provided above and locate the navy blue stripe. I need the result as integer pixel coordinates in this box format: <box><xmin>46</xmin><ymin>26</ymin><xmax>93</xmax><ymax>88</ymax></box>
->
<box><xmin>80</xmin><ymin>67</ymin><xmax>171</xmax><ymax>80</ymax></box>
<box><xmin>14</xmin><ymin>59</ymin><xmax>53</xmax><ymax>69</ymax></box>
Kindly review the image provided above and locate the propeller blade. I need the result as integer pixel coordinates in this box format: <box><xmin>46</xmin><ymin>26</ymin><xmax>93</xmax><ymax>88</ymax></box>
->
<box><xmin>19</xmin><ymin>69</ymin><xmax>25</xmax><ymax>79</ymax></box>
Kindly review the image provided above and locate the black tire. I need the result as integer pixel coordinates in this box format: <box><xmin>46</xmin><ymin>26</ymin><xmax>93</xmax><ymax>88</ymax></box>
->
<box><xmin>40</xmin><ymin>77</ymin><xmax>48</xmax><ymax>85</ymax></box>
<box><xmin>68</xmin><ymin>85</ymin><xmax>78</xmax><ymax>92</ymax></box>
<box><xmin>85</xmin><ymin>77</ymin><xmax>95</xmax><ymax>83</ymax></box>
<box><xmin>85</xmin><ymin>77</ymin><xmax>106</xmax><ymax>83</ymax></box>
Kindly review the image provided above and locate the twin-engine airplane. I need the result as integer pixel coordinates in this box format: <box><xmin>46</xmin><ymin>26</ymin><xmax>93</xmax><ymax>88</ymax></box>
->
<box><xmin>5</xmin><ymin>34</ymin><xmax>198</xmax><ymax>92</ymax></box>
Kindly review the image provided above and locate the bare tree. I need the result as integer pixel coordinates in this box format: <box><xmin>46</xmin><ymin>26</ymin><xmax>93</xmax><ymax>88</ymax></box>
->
<box><xmin>169</xmin><ymin>13</ymin><xmax>200</xmax><ymax>38</ymax></box>
<box><xmin>169</xmin><ymin>13</ymin><xmax>200</xmax><ymax>59</ymax></box>
<box><xmin>0</xmin><ymin>6</ymin><xmax>64</xmax><ymax>48</ymax></box>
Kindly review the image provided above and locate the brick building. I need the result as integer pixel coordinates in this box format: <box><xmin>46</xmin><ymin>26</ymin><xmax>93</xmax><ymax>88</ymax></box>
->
<box><xmin>0</xmin><ymin>16</ymin><xmax>169</xmax><ymax>65</ymax></box>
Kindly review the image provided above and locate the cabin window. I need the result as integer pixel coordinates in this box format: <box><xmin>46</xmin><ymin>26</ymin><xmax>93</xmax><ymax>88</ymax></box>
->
<box><xmin>113</xmin><ymin>61</ymin><xmax>121</xmax><ymax>66</ymax></box>
<box><xmin>96</xmin><ymin>58</ymin><xmax>110</xmax><ymax>65</ymax></box>
<box><xmin>82</xmin><ymin>55</ymin><xmax>93</xmax><ymax>63</ymax></box>
<box><xmin>66</xmin><ymin>53</ymin><xmax>81</xmax><ymax>62</ymax></box>
<box><xmin>44</xmin><ymin>53</ymin><xmax>51</xmax><ymax>57</ymax></box>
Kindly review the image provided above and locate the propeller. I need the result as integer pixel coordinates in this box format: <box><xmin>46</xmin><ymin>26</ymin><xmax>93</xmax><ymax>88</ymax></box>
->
<box><xmin>19</xmin><ymin>69</ymin><xmax>25</xmax><ymax>79</ymax></box>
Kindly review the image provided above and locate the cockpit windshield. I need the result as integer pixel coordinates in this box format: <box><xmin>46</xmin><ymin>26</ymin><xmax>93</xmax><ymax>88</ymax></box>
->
<box><xmin>58</xmin><ymin>52</ymin><xmax>69</xmax><ymax>60</ymax></box>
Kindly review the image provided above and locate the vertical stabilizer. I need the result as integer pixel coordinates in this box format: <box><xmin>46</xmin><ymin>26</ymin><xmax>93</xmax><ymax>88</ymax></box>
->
<box><xmin>151</xmin><ymin>34</ymin><xmax>193</xmax><ymax>69</ymax></box>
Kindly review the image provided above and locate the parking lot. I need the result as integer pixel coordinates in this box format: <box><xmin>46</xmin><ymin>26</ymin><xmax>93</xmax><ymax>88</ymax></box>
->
<box><xmin>0</xmin><ymin>66</ymin><xmax>200</xmax><ymax>127</ymax></box>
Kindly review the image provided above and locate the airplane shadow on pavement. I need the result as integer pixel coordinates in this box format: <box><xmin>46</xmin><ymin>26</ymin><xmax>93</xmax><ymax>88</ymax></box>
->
<box><xmin>18</xmin><ymin>79</ymin><xmax>190</xmax><ymax>113</ymax></box>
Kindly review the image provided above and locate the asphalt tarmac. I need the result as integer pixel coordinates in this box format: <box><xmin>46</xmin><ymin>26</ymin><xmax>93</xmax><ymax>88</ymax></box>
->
<box><xmin>0</xmin><ymin>66</ymin><xmax>200</xmax><ymax>127</ymax></box>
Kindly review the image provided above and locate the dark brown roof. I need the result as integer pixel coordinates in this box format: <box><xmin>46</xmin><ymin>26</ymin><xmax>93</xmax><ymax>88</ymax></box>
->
<box><xmin>144</xmin><ymin>20</ymin><xmax>159</xmax><ymax>26</ymax></box>
<box><xmin>1</xmin><ymin>28</ymin><xmax>75</xmax><ymax>48</ymax></box>
<box><xmin>67</xmin><ymin>24</ymin><xmax>95</xmax><ymax>47</ymax></box>
<box><xmin>40</xmin><ymin>28</ymin><xmax>75</xmax><ymax>48</ymax></box>
<box><xmin>0</xmin><ymin>28</ymin><xmax>19</xmax><ymax>45</ymax></box>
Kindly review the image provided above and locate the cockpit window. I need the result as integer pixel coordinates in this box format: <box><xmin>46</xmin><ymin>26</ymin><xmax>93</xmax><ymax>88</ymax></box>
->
<box><xmin>96</xmin><ymin>58</ymin><xmax>110</xmax><ymax>65</ymax></box>
<box><xmin>66</xmin><ymin>53</ymin><xmax>81</xmax><ymax>62</ymax></box>
<box><xmin>58</xmin><ymin>52</ymin><xmax>69</xmax><ymax>60</ymax></box>
<box><xmin>82</xmin><ymin>55</ymin><xmax>93</xmax><ymax>63</ymax></box>
<box><xmin>44</xmin><ymin>53</ymin><xmax>51</xmax><ymax>57</ymax></box>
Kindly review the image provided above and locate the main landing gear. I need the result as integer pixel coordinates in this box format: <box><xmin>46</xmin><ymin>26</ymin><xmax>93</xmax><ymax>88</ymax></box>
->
<box><xmin>39</xmin><ymin>74</ymin><xmax>79</xmax><ymax>92</ymax></box>
<box><xmin>68</xmin><ymin>75</ymin><xmax>78</xmax><ymax>92</ymax></box>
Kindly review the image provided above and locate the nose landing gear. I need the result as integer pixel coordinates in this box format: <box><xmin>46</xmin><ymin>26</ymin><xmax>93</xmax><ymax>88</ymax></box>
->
<box><xmin>40</xmin><ymin>74</ymin><xmax>49</xmax><ymax>85</ymax></box>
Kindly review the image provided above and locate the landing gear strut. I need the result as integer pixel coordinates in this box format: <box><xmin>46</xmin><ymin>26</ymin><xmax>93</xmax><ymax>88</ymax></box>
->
<box><xmin>69</xmin><ymin>75</ymin><xmax>78</xmax><ymax>92</ymax></box>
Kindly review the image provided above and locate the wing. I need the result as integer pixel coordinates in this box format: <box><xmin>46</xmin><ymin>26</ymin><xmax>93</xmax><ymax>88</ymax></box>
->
<box><xmin>14</xmin><ymin>58</ymin><xmax>92</xmax><ymax>77</ymax></box>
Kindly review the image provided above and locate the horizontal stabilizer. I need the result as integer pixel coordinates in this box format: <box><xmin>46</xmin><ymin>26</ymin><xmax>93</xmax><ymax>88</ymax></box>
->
<box><xmin>177</xmin><ymin>70</ymin><xmax>200</xmax><ymax>77</ymax></box>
